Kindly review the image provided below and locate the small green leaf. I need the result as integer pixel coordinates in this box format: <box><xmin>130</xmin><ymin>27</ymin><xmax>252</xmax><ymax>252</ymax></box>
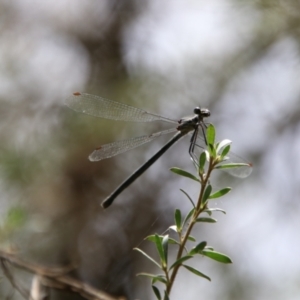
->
<box><xmin>187</xmin><ymin>235</ymin><xmax>196</xmax><ymax>242</ymax></box>
<box><xmin>206</xmin><ymin>124</ymin><xmax>215</xmax><ymax>146</ymax></box>
<box><xmin>154</xmin><ymin>234</ymin><xmax>166</xmax><ymax>266</ymax></box>
<box><xmin>183</xmin><ymin>265</ymin><xmax>211</xmax><ymax>281</ymax></box>
<box><xmin>205</xmin><ymin>209</ymin><xmax>212</xmax><ymax>216</ymax></box>
<box><xmin>208</xmin><ymin>143</ymin><xmax>216</xmax><ymax>157</ymax></box>
<box><xmin>201</xmin><ymin>184</ymin><xmax>212</xmax><ymax>205</ymax></box>
<box><xmin>147</xmin><ymin>234</ymin><xmax>179</xmax><ymax>245</ymax></box>
<box><xmin>152</xmin><ymin>276</ymin><xmax>167</xmax><ymax>285</ymax></box>
<box><xmin>205</xmin><ymin>150</ymin><xmax>210</xmax><ymax>162</ymax></box>
<box><xmin>182</xmin><ymin>208</ymin><xmax>195</xmax><ymax>228</ymax></box>
<box><xmin>180</xmin><ymin>189</ymin><xmax>195</xmax><ymax>208</ymax></box>
<box><xmin>199</xmin><ymin>152</ymin><xmax>206</xmax><ymax>173</ymax></box>
<box><xmin>220</xmin><ymin>145</ymin><xmax>231</xmax><ymax>159</ymax></box>
<box><xmin>216</xmin><ymin>163</ymin><xmax>251</xmax><ymax>170</ymax></box>
<box><xmin>170</xmin><ymin>167</ymin><xmax>199</xmax><ymax>182</ymax></box>
<box><xmin>134</xmin><ymin>248</ymin><xmax>161</xmax><ymax>269</ymax></box>
<box><xmin>216</xmin><ymin>139</ymin><xmax>232</xmax><ymax>154</ymax></box>
<box><xmin>204</xmin><ymin>208</ymin><xmax>226</xmax><ymax>214</ymax></box>
<box><xmin>137</xmin><ymin>273</ymin><xmax>167</xmax><ymax>284</ymax></box>
<box><xmin>175</xmin><ymin>209</ymin><xmax>182</xmax><ymax>232</ymax></box>
<box><xmin>196</xmin><ymin>217</ymin><xmax>217</xmax><ymax>223</ymax></box>
<box><xmin>209</xmin><ymin>188</ymin><xmax>231</xmax><ymax>199</ymax></box>
<box><xmin>169</xmin><ymin>255</ymin><xmax>193</xmax><ymax>270</ymax></box>
<box><xmin>168</xmin><ymin>238</ymin><xmax>181</xmax><ymax>245</ymax></box>
<box><xmin>205</xmin><ymin>246</ymin><xmax>214</xmax><ymax>251</ymax></box>
<box><xmin>164</xmin><ymin>291</ymin><xmax>170</xmax><ymax>300</ymax></box>
<box><xmin>152</xmin><ymin>285</ymin><xmax>161</xmax><ymax>300</ymax></box>
<box><xmin>169</xmin><ymin>225</ymin><xmax>178</xmax><ymax>233</ymax></box>
<box><xmin>145</xmin><ymin>234</ymin><xmax>159</xmax><ymax>242</ymax></box>
<box><xmin>162</xmin><ymin>235</ymin><xmax>169</xmax><ymax>266</ymax></box>
<box><xmin>189</xmin><ymin>241</ymin><xmax>207</xmax><ymax>255</ymax></box>
<box><xmin>202</xmin><ymin>250</ymin><xmax>232</xmax><ymax>264</ymax></box>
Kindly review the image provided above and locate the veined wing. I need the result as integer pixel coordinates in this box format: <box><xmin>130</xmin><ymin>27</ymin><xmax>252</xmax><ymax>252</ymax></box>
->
<box><xmin>65</xmin><ymin>93</ymin><xmax>176</xmax><ymax>123</ymax></box>
<box><xmin>216</xmin><ymin>151</ymin><xmax>252</xmax><ymax>178</ymax></box>
<box><xmin>193</xmin><ymin>134</ymin><xmax>252</xmax><ymax>178</ymax></box>
<box><xmin>89</xmin><ymin>128</ymin><xmax>177</xmax><ymax>161</ymax></box>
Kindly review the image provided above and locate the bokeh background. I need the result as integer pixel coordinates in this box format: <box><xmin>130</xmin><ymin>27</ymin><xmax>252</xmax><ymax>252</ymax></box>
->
<box><xmin>1</xmin><ymin>0</ymin><xmax>300</xmax><ymax>299</ymax></box>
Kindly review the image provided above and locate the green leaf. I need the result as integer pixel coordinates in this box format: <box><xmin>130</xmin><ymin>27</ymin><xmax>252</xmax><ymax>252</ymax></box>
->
<box><xmin>170</xmin><ymin>167</ymin><xmax>199</xmax><ymax>182</ymax></box>
<box><xmin>205</xmin><ymin>246</ymin><xmax>214</xmax><ymax>251</ymax></box>
<box><xmin>204</xmin><ymin>208</ymin><xmax>226</xmax><ymax>215</ymax></box>
<box><xmin>152</xmin><ymin>285</ymin><xmax>161</xmax><ymax>300</ymax></box>
<box><xmin>169</xmin><ymin>255</ymin><xmax>193</xmax><ymax>270</ymax></box>
<box><xmin>187</xmin><ymin>235</ymin><xmax>196</xmax><ymax>242</ymax></box>
<box><xmin>182</xmin><ymin>208</ymin><xmax>195</xmax><ymax>228</ymax></box>
<box><xmin>216</xmin><ymin>163</ymin><xmax>251</xmax><ymax>170</ymax></box>
<box><xmin>205</xmin><ymin>209</ymin><xmax>212</xmax><ymax>216</ymax></box>
<box><xmin>189</xmin><ymin>241</ymin><xmax>207</xmax><ymax>255</ymax></box>
<box><xmin>204</xmin><ymin>150</ymin><xmax>210</xmax><ymax>162</ymax></box>
<box><xmin>202</xmin><ymin>250</ymin><xmax>232</xmax><ymax>264</ymax></box>
<box><xmin>208</xmin><ymin>143</ymin><xmax>216</xmax><ymax>157</ymax></box>
<box><xmin>206</xmin><ymin>125</ymin><xmax>216</xmax><ymax>157</ymax></box>
<box><xmin>137</xmin><ymin>273</ymin><xmax>167</xmax><ymax>284</ymax></box>
<box><xmin>216</xmin><ymin>139</ymin><xmax>232</xmax><ymax>154</ymax></box>
<box><xmin>168</xmin><ymin>238</ymin><xmax>181</xmax><ymax>245</ymax></box>
<box><xmin>196</xmin><ymin>217</ymin><xmax>217</xmax><ymax>223</ymax></box>
<box><xmin>145</xmin><ymin>234</ymin><xmax>155</xmax><ymax>241</ymax></box>
<box><xmin>220</xmin><ymin>145</ymin><xmax>231</xmax><ymax>159</ymax></box>
<box><xmin>180</xmin><ymin>189</ymin><xmax>195</xmax><ymax>208</ymax></box>
<box><xmin>162</xmin><ymin>235</ymin><xmax>169</xmax><ymax>266</ymax></box>
<box><xmin>206</xmin><ymin>124</ymin><xmax>215</xmax><ymax>146</ymax></box>
<box><xmin>183</xmin><ymin>265</ymin><xmax>211</xmax><ymax>281</ymax></box>
<box><xmin>134</xmin><ymin>248</ymin><xmax>161</xmax><ymax>269</ymax></box>
<box><xmin>199</xmin><ymin>152</ymin><xmax>206</xmax><ymax>173</ymax></box>
<box><xmin>147</xmin><ymin>234</ymin><xmax>180</xmax><ymax>246</ymax></box>
<box><xmin>154</xmin><ymin>234</ymin><xmax>166</xmax><ymax>267</ymax></box>
<box><xmin>164</xmin><ymin>291</ymin><xmax>170</xmax><ymax>300</ymax></box>
<box><xmin>152</xmin><ymin>276</ymin><xmax>168</xmax><ymax>285</ymax></box>
<box><xmin>175</xmin><ymin>209</ymin><xmax>182</xmax><ymax>232</ymax></box>
<box><xmin>209</xmin><ymin>188</ymin><xmax>231</xmax><ymax>199</ymax></box>
<box><xmin>145</xmin><ymin>234</ymin><xmax>160</xmax><ymax>243</ymax></box>
<box><xmin>169</xmin><ymin>225</ymin><xmax>178</xmax><ymax>233</ymax></box>
<box><xmin>201</xmin><ymin>184</ymin><xmax>212</xmax><ymax>206</ymax></box>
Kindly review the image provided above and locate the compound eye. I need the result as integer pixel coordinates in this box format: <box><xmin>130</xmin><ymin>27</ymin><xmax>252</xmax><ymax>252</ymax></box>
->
<box><xmin>201</xmin><ymin>109</ymin><xmax>210</xmax><ymax>117</ymax></box>
<box><xmin>194</xmin><ymin>107</ymin><xmax>211</xmax><ymax>117</ymax></box>
<box><xmin>194</xmin><ymin>107</ymin><xmax>201</xmax><ymax>114</ymax></box>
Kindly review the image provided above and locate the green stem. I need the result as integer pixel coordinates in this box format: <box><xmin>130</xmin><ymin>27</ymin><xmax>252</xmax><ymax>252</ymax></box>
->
<box><xmin>165</xmin><ymin>156</ymin><xmax>215</xmax><ymax>298</ymax></box>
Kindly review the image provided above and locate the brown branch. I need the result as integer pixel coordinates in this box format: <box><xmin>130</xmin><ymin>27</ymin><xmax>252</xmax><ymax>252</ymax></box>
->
<box><xmin>1</xmin><ymin>258</ymin><xmax>30</xmax><ymax>299</ymax></box>
<box><xmin>0</xmin><ymin>249</ymin><xmax>123</xmax><ymax>300</ymax></box>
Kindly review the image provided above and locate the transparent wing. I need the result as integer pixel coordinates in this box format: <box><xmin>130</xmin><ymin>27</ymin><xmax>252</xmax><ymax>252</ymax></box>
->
<box><xmin>216</xmin><ymin>152</ymin><xmax>252</xmax><ymax>178</ymax></box>
<box><xmin>65</xmin><ymin>93</ymin><xmax>176</xmax><ymax>123</ymax></box>
<box><xmin>89</xmin><ymin>128</ymin><xmax>177</xmax><ymax>161</ymax></box>
<box><xmin>192</xmin><ymin>135</ymin><xmax>252</xmax><ymax>178</ymax></box>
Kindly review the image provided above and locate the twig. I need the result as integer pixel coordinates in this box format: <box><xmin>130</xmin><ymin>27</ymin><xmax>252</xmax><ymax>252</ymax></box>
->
<box><xmin>0</xmin><ymin>249</ymin><xmax>121</xmax><ymax>300</ymax></box>
<box><xmin>1</xmin><ymin>258</ymin><xmax>29</xmax><ymax>299</ymax></box>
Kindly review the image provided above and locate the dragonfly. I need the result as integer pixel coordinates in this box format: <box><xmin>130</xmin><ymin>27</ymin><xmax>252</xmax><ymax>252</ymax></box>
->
<box><xmin>65</xmin><ymin>92</ymin><xmax>252</xmax><ymax>208</ymax></box>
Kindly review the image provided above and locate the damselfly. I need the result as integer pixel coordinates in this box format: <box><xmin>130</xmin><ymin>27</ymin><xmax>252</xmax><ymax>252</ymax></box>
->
<box><xmin>65</xmin><ymin>92</ymin><xmax>252</xmax><ymax>208</ymax></box>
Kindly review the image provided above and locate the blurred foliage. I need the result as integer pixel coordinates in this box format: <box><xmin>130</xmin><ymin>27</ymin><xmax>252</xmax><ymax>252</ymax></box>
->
<box><xmin>1</xmin><ymin>150</ymin><xmax>42</xmax><ymax>187</ymax></box>
<box><xmin>0</xmin><ymin>207</ymin><xmax>27</xmax><ymax>242</ymax></box>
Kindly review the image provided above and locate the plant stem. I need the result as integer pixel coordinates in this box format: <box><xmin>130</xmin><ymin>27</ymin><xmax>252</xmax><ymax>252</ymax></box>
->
<box><xmin>164</xmin><ymin>157</ymin><xmax>215</xmax><ymax>298</ymax></box>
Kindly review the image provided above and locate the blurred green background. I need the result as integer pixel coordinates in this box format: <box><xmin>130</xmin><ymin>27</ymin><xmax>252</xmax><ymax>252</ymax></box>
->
<box><xmin>0</xmin><ymin>0</ymin><xmax>300</xmax><ymax>299</ymax></box>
